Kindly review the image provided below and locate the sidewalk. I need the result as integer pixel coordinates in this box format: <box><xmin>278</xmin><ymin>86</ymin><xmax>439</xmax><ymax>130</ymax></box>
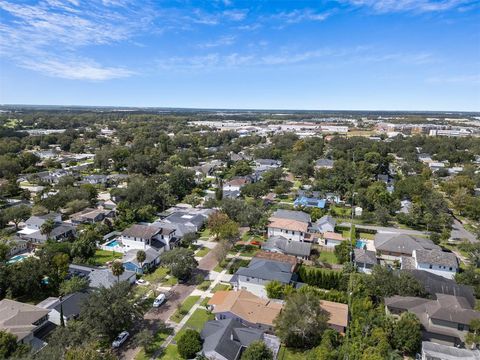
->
<box><xmin>152</xmin><ymin>252</ymin><xmax>241</xmax><ymax>359</ymax></box>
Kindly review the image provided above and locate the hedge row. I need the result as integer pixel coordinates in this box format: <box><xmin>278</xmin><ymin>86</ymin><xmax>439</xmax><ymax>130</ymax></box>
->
<box><xmin>297</xmin><ymin>265</ymin><xmax>341</xmax><ymax>290</ymax></box>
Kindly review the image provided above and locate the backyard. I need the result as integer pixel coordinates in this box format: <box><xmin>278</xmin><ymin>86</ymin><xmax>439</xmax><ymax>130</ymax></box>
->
<box><xmin>93</xmin><ymin>249</ymin><xmax>122</xmax><ymax>265</ymax></box>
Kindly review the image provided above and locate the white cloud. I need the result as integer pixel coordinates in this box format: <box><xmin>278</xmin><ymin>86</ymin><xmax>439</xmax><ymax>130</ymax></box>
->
<box><xmin>427</xmin><ymin>74</ymin><xmax>480</xmax><ymax>84</ymax></box>
<box><xmin>21</xmin><ymin>57</ymin><xmax>134</xmax><ymax>80</ymax></box>
<box><xmin>199</xmin><ymin>35</ymin><xmax>236</xmax><ymax>48</ymax></box>
<box><xmin>342</xmin><ymin>0</ymin><xmax>470</xmax><ymax>13</ymax></box>
<box><xmin>272</xmin><ymin>9</ymin><xmax>331</xmax><ymax>23</ymax></box>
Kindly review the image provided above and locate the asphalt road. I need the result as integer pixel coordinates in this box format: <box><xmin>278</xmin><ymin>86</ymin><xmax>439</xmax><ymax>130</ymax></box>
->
<box><xmin>117</xmin><ymin>245</ymin><xmax>219</xmax><ymax>360</ymax></box>
<box><xmin>450</xmin><ymin>218</ymin><xmax>478</xmax><ymax>243</ymax></box>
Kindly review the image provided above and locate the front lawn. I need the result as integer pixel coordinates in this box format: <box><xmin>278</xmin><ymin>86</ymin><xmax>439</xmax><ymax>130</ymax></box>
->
<box><xmin>93</xmin><ymin>249</ymin><xmax>122</xmax><ymax>265</ymax></box>
<box><xmin>200</xmin><ymin>297</ymin><xmax>211</xmax><ymax>307</ymax></box>
<box><xmin>211</xmin><ymin>283</ymin><xmax>231</xmax><ymax>293</ymax></box>
<box><xmin>195</xmin><ymin>246</ymin><xmax>210</xmax><ymax>258</ymax></box>
<box><xmin>170</xmin><ymin>296</ymin><xmax>200</xmax><ymax>323</ymax></box>
<box><xmin>228</xmin><ymin>244</ymin><xmax>260</xmax><ymax>257</ymax></box>
<box><xmin>158</xmin><ymin>345</ymin><xmax>180</xmax><ymax>360</ymax></box>
<box><xmin>134</xmin><ymin>327</ymin><xmax>172</xmax><ymax>360</ymax></box>
<box><xmin>143</xmin><ymin>267</ymin><xmax>169</xmax><ymax>284</ymax></box>
<box><xmin>277</xmin><ymin>347</ymin><xmax>312</xmax><ymax>359</ymax></box>
<box><xmin>199</xmin><ymin>228</ymin><xmax>211</xmax><ymax>239</ymax></box>
<box><xmin>174</xmin><ymin>308</ymin><xmax>215</xmax><ymax>341</ymax></box>
<box><xmin>197</xmin><ymin>280</ymin><xmax>212</xmax><ymax>291</ymax></box>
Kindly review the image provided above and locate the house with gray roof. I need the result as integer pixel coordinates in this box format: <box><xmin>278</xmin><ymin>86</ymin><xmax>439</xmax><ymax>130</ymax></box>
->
<box><xmin>230</xmin><ymin>255</ymin><xmax>299</xmax><ymax>298</ymax></box>
<box><xmin>68</xmin><ymin>264</ymin><xmax>136</xmax><ymax>289</ymax></box>
<box><xmin>374</xmin><ymin>233</ymin><xmax>441</xmax><ymax>262</ymax></box>
<box><xmin>118</xmin><ymin>223</ymin><xmax>175</xmax><ymax>252</ymax></box>
<box><xmin>18</xmin><ymin>213</ymin><xmax>75</xmax><ymax>244</ymax></box>
<box><xmin>37</xmin><ymin>292</ymin><xmax>89</xmax><ymax>326</ymax></box>
<box><xmin>122</xmin><ymin>248</ymin><xmax>161</xmax><ymax>274</ymax></box>
<box><xmin>200</xmin><ymin>318</ymin><xmax>280</xmax><ymax>360</ymax></box>
<box><xmin>401</xmin><ymin>249</ymin><xmax>459</xmax><ymax>280</ymax></box>
<box><xmin>404</xmin><ymin>270</ymin><xmax>476</xmax><ymax>308</ymax></box>
<box><xmin>315</xmin><ymin>158</ymin><xmax>334</xmax><ymax>169</ymax></box>
<box><xmin>385</xmin><ymin>293</ymin><xmax>480</xmax><ymax>346</ymax></box>
<box><xmin>270</xmin><ymin>209</ymin><xmax>311</xmax><ymax>223</ymax></box>
<box><xmin>262</xmin><ymin>235</ymin><xmax>312</xmax><ymax>259</ymax></box>
<box><xmin>314</xmin><ymin>215</ymin><xmax>336</xmax><ymax>233</ymax></box>
<box><xmin>353</xmin><ymin>248</ymin><xmax>378</xmax><ymax>274</ymax></box>
<box><xmin>421</xmin><ymin>341</ymin><xmax>480</xmax><ymax>360</ymax></box>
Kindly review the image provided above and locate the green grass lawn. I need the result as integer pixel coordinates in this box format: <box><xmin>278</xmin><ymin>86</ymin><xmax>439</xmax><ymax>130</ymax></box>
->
<box><xmin>197</xmin><ymin>280</ymin><xmax>212</xmax><ymax>291</ymax></box>
<box><xmin>211</xmin><ymin>283</ymin><xmax>231</xmax><ymax>293</ymax></box>
<box><xmin>158</xmin><ymin>345</ymin><xmax>179</xmax><ymax>360</ymax></box>
<box><xmin>93</xmin><ymin>249</ymin><xmax>122</xmax><ymax>265</ymax></box>
<box><xmin>143</xmin><ymin>267</ymin><xmax>169</xmax><ymax>284</ymax></box>
<box><xmin>170</xmin><ymin>296</ymin><xmax>200</xmax><ymax>323</ymax></box>
<box><xmin>319</xmin><ymin>251</ymin><xmax>338</xmax><ymax>264</ymax></box>
<box><xmin>359</xmin><ymin>232</ymin><xmax>375</xmax><ymax>240</ymax></box>
<box><xmin>199</xmin><ymin>228</ymin><xmax>211</xmax><ymax>239</ymax></box>
<box><xmin>228</xmin><ymin>244</ymin><xmax>260</xmax><ymax>257</ymax></box>
<box><xmin>196</xmin><ymin>246</ymin><xmax>210</xmax><ymax>258</ymax></box>
<box><xmin>134</xmin><ymin>328</ymin><xmax>172</xmax><ymax>360</ymax></box>
<box><xmin>277</xmin><ymin>347</ymin><xmax>312</xmax><ymax>360</ymax></box>
<box><xmin>200</xmin><ymin>297</ymin><xmax>211</xmax><ymax>307</ymax></box>
<box><xmin>174</xmin><ymin>309</ymin><xmax>215</xmax><ymax>341</ymax></box>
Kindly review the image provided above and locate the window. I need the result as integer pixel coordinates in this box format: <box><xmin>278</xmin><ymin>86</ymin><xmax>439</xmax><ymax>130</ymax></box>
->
<box><xmin>429</xmin><ymin>265</ymin><xmax>433</xmax><ymax>269</ymax></box>
<box><xmin>246</xmin><ymin>277</ymin><xmax>250</xmax><ymax>282</ymax></box>
<box><xmin>458</xmin><ymin>323</ymin><xmax>465</xmax><ymax>331</ymax></box>
<box><xmin>449</xmin><ymin>267</ymin><xmax>453</xmax><ymax>271</ymax></box>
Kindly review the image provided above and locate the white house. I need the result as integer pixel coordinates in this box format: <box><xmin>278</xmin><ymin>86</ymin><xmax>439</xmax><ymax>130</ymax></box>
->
<box><xmin>401</xmin><ymin>249</ymin><xmax>459</xmax><ymax>280</ymax></box>
<box><xmin>320</xmin><ymin>232</ymin><xmax>346</xmax><ymax>247</ymax></box>
<box><xmin>119</xmin><ymin>224</ymin><xmax>175</xmax><ymax>252</ymax></box>
<box><xmin>267</xmin><ymin>209</ymin><xmax>310</xmax><ymax>243</ymax></box>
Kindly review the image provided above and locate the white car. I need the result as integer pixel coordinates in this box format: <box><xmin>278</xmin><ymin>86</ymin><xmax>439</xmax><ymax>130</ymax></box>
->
<box><xmin>112</xmin><ymin>331</ymin><xmax>129</xmax><ymax>348</ymax></box>
<box><xmin>152</xmin><ymin>293</ymin><xmax>166</xmax><ymax>308</ymax></box>
<box><xmin>135</xmin><ymin>279</ymin><xmax>148</xmax><ymax>285</ymax></box>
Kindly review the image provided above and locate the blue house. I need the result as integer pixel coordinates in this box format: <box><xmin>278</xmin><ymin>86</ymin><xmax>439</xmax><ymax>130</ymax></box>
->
<box><xmin>294</xmin><ymin>196</ymin><xmax>326</xmax><ymax>209</ymax></box>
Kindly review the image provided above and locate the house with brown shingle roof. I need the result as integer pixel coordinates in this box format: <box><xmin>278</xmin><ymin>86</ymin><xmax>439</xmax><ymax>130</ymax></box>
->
<box><xmin>208</xmin><ymin>290</ymin><xmax>282</xmax><ymax>332</ymax></box>
<box><xmin>267</xmin><ymin>210</ymin><xmax>310</xmax><ymax>243</ymax></box>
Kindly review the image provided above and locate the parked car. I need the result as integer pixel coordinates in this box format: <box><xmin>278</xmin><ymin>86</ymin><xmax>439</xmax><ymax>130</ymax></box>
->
<box><xmin>152</xmin><ymin>293</ymin><xmax>166</xmax><ymax>308</ymax></box>
<box><xmin>135</xmin><ymin>279</ymin><xmax>148</xmax><ymax>285</ymax></box>
<box><xmin>112</xmin><ymin>331</ymin><xmax>129</xmax><ymax>348</ymax></box>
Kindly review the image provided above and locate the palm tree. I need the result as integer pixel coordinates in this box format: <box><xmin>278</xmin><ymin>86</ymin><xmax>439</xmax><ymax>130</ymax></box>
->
<box><xmin>40</xmin><ymin>219</ymin><xmax>55</xmax><ymax>240</ymax></box>
<box><xmin>136</xmin><ymin>250</ymin><xmax>146</xmax><ymax>273</ymax></box>
<box><xmin>111</xmin><ymin>260</ymin><xmax>125</xmax><ymax>283</ymax></box>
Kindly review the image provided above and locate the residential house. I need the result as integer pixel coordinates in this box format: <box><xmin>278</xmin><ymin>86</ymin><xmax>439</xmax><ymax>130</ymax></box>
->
<box><xmin>267</xmin><ymin>209</ymin><xmax>310</xmax><ymax>242</ymax></box>
<box><xmin>17</xmin><ymin>213</ymin><xmax>75</xmax><ymax>244</ymax></box>
<box><xmin>397</xmin><ymin>200</ymin><xmax>412</xmax><ymax>214</ymax></box>
<box><xmin>421</xmin><ymin>341</ymin><xmax>480</xmax><ymax>360</ymax></box>
<box><xmin>7</xmin><ymin>237</ymin><xmax>28</xmax><ymax>256</ymax></box>
<box><xmin>320</xmin><ymin>232</ymin><xmax>346</xmax><ymax>247</ymax></box>
<box><xmin>207</xmin><ymin>290</ymin><xmax>282</xmax><ymax>332</ymax></box>
<box><xmin>385</xmin><ymin>293</ymin><xmax>480</xmax><ymax>346</ymax></box>
<box><xmin>230</xmin><ymin>252</ymin><xmax>299</xmax><ymax>298</ymax></box>
<box><xmin>118</xmin><ymin>224</ymin><xmax>175</xmax><ymax>252</ymax></box>
<box><xmin>262</xmin><ymin>236</ymin><xmax>312</xmax><ymax>259</ymax></box>
<box><xmin>405</xmin><ymin>270</ymin><xmax>476</xmax><ymax>308</ymax></box>
<box><xmin>374</xmin><ymin>234</ymin><xmax>441</xmax><ymax>262</ymax></box>
<box><xmin>320</xmin><ymin>300</ymin><xmax>349</xmax><ymax>334</ymax></box>
<box><xmin>314</xmin><ymin>215</ymin><xmax>336</xmax><ymax>233</ymax></box>
<box><xmin>81</xmin><ymin>174</ymin><xmax>108</xmax><ymax>185</ymax></box>
<box><xmin>37</xmin><ymin>292</ymin><xmax>89</xmax><ymax>326</ymax></box>
<box><xmin>122</xmin><ymin>248</ymin><xmax>161</xmax><ymax>274</ymax></box>
<box><xmin>0</xmin><ymin>299</ymin><xmax>50</xmax><ymax>349</ymax></box>
<box><xmin>70</xmin><ymin>207</ymin><xmax>114</xmax><ymax>225</ymax></box>
<box><xmin>293</xmin><ymin>196</ymin><xmax>326</xmax><ymax>209</ymax></box>
<box><xmin>401</xmin><ymin>249</ymin><xmax>459</xmax><ymax>280</ymax></box>
<box><xmin>200</xmin><ymin>318</ymin><xmax>280</xmax><ymax>360</ymax></box>
<box><xmin>157</xmin><ymin>208</ymin><xmax>214</xmax><ymax>239</ymax></box>
<box><xmin>223</xmin><ymin>177</ymin><xmax>250</xmax><ymax>192</ymax></box>
<box><xmin>315</xmin><ymin>159</ymin><xmax>334</xmax><ymax>169</ymax></box>
<box><xmin>68</xmin><ymin>264</ymin><xmax>136</xmax><ymax>289</ymax></box>
<box><xmin>353</xmin><ymin>248</ymin><xmax>378</xmax><ymax>274</ymax></box>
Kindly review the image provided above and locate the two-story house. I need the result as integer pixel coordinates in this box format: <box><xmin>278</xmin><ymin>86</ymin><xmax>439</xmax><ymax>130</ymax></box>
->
<box><xmin>17</xmin><ymin>213</ymin><xmax>75</xmax><ymax>244</ymax></box>
<box><xmin>374</xmin><ymin>233</ymin><xmax>441</xmax><ymax>263</ymax></box>
<box><xmin>385</xmin><ymin>293</ymin><xmax>480</xmax><ymax>347</ymax></box>
<box><xmin>267</xmin><ymin>209</ymin><xmax>310</xmax><ymax>242</ymax></box>
<box><xmin>119</xmin><ymin>224</ymin><xmax>175</xmax><ymax>252</ymax></box>
<box><xmin>401</xmin><ymin>249</ymin><xmax>459</xmax><ymax>280</ymax></box>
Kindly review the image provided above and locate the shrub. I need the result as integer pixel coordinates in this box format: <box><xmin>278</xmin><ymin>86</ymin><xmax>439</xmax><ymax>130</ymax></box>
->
<box><xmin>177</xmin><ymin>329</ymin><xmax>202</xmax><ymax>359</ymax></box>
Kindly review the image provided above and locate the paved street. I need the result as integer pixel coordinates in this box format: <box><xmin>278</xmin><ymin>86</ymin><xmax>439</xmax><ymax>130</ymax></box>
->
<box><xmin>118</xmin><ymin>244</ymin><xmax>219</xmax><ymax>360</ymax></box>
<box><xmin>451</xmin><ymin>218</ymin><xmax>478</xmax><ymax>243</ymax></box>
<box><xmin>339</xmin><ymin>222</ymin><xmax>428</xmax><ymax>236</ymax></box>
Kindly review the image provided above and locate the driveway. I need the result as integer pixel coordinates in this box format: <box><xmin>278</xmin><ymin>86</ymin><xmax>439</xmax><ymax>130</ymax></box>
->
<box><xmin>451</xmin><ymin>218</ymin><xmax>478</xmax><ymax>243</ymax></box>
<box><xmin>118</xmin><ymin>245</ymin><xmax>219</xmax><ymax>360</ymax></box>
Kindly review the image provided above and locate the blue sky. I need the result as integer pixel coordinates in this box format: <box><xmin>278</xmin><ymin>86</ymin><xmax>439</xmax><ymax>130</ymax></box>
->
<box><xmin>0</xmin><ymin>0</ymin><xmax>479</xmax><ymax>111</ymax></box>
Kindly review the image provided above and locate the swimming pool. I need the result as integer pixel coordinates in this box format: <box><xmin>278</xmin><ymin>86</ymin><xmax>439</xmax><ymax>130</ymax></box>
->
<box><xmin>105</xmin><ymin>240</ymin><xmax>120</xmax><ymax>247</ymax></box>
<box><xmin>7</xmin><ymin>255</ymin><xmax>27</xmax><ymax>264</ymax></box>
<box><xmin>356</xmin><ymin>240</ymin><xmax>367</xmax><ymax>249</ymax></box>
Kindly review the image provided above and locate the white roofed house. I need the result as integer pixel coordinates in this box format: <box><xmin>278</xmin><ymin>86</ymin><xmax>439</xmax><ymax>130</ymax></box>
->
<box><xmin>401</xmin><ymin>249</ymin><xmax>459</xmax><ymax>280</ymax></box>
